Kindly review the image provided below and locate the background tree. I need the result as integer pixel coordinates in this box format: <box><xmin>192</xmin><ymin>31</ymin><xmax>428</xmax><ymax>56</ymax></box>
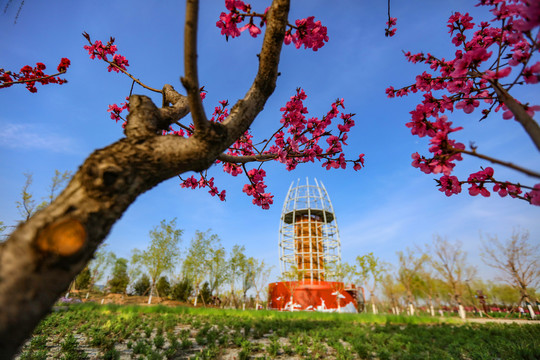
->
<box><xmin>0</xmin><ymin>221</ymin><xmax>6</xmax><ymax>240</ymax></box>
<box><xmin>396</xmin><ymin>248</ymin><xmax>429</xmax><ymax>316</ymax></box>
<box><xmin>108</xmin><ymin>257</ymin><xmax>129</xmax><ymax>294</ymax></box>
<box><xmin>132</xmin><ymin>274</ymin><xmax>151</xmax><ymax>296</ymax></box>
<box><xmin>226</xmin><ymin>244</ymin><xmax>247</xmax><ymax>308</ymax></box>
<box><xmin>197</xmin><ymin>282</ymin><xmax>212</xmax><ymax>305</ymax></box>
<box><xmin>16</xmin><ymin>173</ymin><xmax>41</xmax><ymax>222</ymax></box>
<box><xmin>481</xmin><ymin>229</ymin><xmax>539</xmax><ymax>318</ymax></box>
<box><xmin>427</xmin><ymin>236</ymin><xmax>477</xmax><ymax>319</ymax></box>
<box><xmin>251</xmin><ymin>259</ymin><xmax>273</xmax><ymax>309</ymax></box>
<box><xmin>182</xmin><ymin>229</ymin><xmax>218</xmax><ymax>306</ymax></box>
<box><xmin>355</xmin><ymin>253</ymin><xmax>385</xmax><ymax>314</ymax></box>
<box><xmin>74</xmin><ymin>267</ymin><xmax>91</xmax><ymax>292</ymax></box>
<box><xmin>239</xmin><ymin>256</ymin><xmax>256</xmax><ymax>309</ymax></box>
<box><xmin>415</xmin><ymin>269</ymin><xmax>441</xmax><ymax>316</ymax></box>
<box><xmin>88</xmin><ymin>246</ymin><xmax>116</xmax><ymax>292</ymax></box>
<box><xmin>170</xmin><ymin>277</ymin><xmax>193</xmax><ymax>302</ymax></box>
<box><xmin>131</xmin><ymin>218</ymin><xmax>182</xmax><ymax>304</ymax></box>
<box><xmin>15</xmin><ymin>171</ymin><xmax>71</xmax><ymax>223</ymax></box>
<box><xmin>156</xmin><ymin>276</ymin><xmax>171</xmax><ymax>298</ymax></box>
<box><xmin>207</xmin><ymin>245</ymin><xmax>227</xmax><ymax>297</ymax></box>
<box><xmin>380</xmin><ymin>273</ymin><xmax>405</xmax><ymax>315</ymax></box>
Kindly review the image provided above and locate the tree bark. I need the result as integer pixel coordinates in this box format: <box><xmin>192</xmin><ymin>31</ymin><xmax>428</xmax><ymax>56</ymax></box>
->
<box><xmin>0</xmin><ymin>0</ymin><xmax>290</xmax><ymax>357</ymax></box>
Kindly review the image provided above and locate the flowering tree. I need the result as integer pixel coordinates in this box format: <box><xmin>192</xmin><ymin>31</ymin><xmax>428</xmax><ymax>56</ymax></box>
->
<box><xmin>387</xmin><ymin>0</ymin><xmax>540</xmax><ymax>205</ymax></box>
<box><xmin>0</xmin><ymin>1</ymin><xmax>364</xmax><ymax>356</ymax></box>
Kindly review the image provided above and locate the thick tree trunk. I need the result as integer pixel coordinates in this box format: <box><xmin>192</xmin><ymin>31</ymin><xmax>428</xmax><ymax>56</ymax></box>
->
<box><xmin>0</xmin><ymin>0</ymin><xmax>290</xmax><ymax>357</ymax></box>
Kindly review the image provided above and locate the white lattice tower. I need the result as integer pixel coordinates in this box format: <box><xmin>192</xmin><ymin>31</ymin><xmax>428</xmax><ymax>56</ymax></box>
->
<box><xmin>279</xmin><ymin>178</ymin><xmax>341</xmax><ymax>281</ymax></box>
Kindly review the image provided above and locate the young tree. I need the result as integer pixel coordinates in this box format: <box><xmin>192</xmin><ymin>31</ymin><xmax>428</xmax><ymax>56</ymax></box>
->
<box><xmin>480</xmin><ymin>229</ymin><xmax>539</xmax><ymax>318</ymax></box>
<box><xmin>131</xmin><ymin>219</ymin><xmax>182</xmax><ymax>304</ymax></box>
<box><xmin>0</xmin><ymin>221</ymin><xmax>6</xmax><ymax>238</ymax></box>
<box><xmin>170</xmin><ymin>277</ymin><xmax>194</xmax><ymax>302</ymax></box>
<box><xmin>427</xmin><ymin>236</ymin><xmax>477</xmax><ymax>319</ymax></box>
<box><xmin>251</xmin><ymin>259</ymin><xmax>273</xmax><ymax>309</ymax></box>
<box><xmin>15</xmin><ymin>171</ymin><xmax>72</xmax><ymax>223</ymax></box>
<box><xmin>182</xmin><ymin>229</ymin><xmax>220</xmax><ymax>306</ymax></box>
<box><xmin>387</xmin><ymin>1</ymin><xmax>540</xmax><ymax>205</ymax></box>
<box><xmin>239</xmin><ymin>257</ymin><xmax>257</xmax><ymax>309</ymax></box>
<box><xmin>0</xmin><ymin>1</ymin><xmax>366</xmax><ymax>354</ymax></box>
<box><xmin>16</xmin><ymin>173</ymin><xmax>40</xmax><ymax>222</ymax></box>
<box><xmin>88</xmin><ymin>246</ymin><xmax>116</xmax><ymax>292</ymax></box>
<box><xmin>355</xmin><ymin>253</ymin><xmax>385</xmax><ymax>314</ymax></box>
<box><xmin>74</xmin><ymin>267</ymin><xmax>91</xmax><ymax>292</ymax></box>
<box><xmin>156</xmin><ymin>276</ymin><xmax>172</xmax><ymax>298</ymax></box>
<box><xmin>380</xmin><ymin>273</ymin><xmax>405</xmax><ymax>315</ymax></box>
<box><xmin>132</xmin><ymin>274</ymin><xmax>151</xmax><ymax>296</ymax></box>
<box><xmin>207</xmin><ymin>245</ymin><xmax>227</xmax><ymax>297</ymax></box>
<box><xmin>226</xmin><ymin>244</ymin><xmax>247</xmax><ymax>308</ymax></box>
<box><xmin>108</xmin><ymin>257</ymin><xmax>130</xmax><ymax>294</ymax></box>
<box><xmin>396</xmin><ymin>248</ymin><xmax>429</xmax><ymax>316</ymax></box>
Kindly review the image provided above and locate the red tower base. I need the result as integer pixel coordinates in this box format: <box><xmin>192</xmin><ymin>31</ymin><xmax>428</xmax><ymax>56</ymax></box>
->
<box><xmin>268</xmin><ymin>281</ymin><xmax>358</xmax><ymax>312</ymax></box>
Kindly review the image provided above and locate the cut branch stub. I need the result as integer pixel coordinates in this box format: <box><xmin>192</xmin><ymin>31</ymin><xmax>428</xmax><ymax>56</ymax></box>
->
<box><xmin>35</xmin><ymin>218</ymin><xmax>86</xmax><ymax>256</ymax></box>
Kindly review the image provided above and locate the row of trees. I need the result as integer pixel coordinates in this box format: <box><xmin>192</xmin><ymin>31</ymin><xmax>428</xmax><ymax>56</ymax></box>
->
<box><xmin>71</xmin><ymin>218</ymin><xmax>273</xmax><ymax>309</ymax></box>
<box><xmin>330</xmin><ymin>230</ymin><xmax>539</xmax><ymax>319</ymax></box>
<box><xmin>70</xmin><ymin>219</ymin><xmax>538</xmax><ymax>320</ymax></box>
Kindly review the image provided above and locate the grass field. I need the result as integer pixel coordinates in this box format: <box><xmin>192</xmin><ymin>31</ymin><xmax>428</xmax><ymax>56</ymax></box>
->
<box><xmin>16</xmin><ymin>304</ymin><xmax>540</xmax><ymax>360</ymax></box>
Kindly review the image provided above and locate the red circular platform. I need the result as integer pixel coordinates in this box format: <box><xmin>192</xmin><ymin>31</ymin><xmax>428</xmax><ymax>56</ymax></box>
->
<box><xmin>268</xmin><ymin>280</ymin><xmax>358</xmax><ymax>312</ymax></box>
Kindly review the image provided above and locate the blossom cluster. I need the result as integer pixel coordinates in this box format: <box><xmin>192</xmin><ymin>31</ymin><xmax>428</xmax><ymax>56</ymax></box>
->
<box><xmin>0</xmin><ymin>58</ymin><xmax>70</xmax><ymax>93</ymax></box>
<box><xmin>216</xmin><ymin>0</ymin><xmax>329</xmax><ymax>51</ymax></box>
<box><xmin>385</xmin><ymin>17</ymin><xmax>397</xmax><ymax>37</ymax></box>
<box><xmin>180</xmin><ymin>175</ymin><xmax>226</xmax><ymax>201</ymax></box>
<box><xmin>243</xmin><ymin>169</ymin><xmax>273</xmax><ymax>209</ymax></box>
<box><xmin>437</xmin><ymin>166</ymin><xmax>527</xmax><ymax>200</ymax></box>
<box><xmin>83</xmin><ymin>33</ymin><xmax>129</xmax><ymax>73</ymax></box>
<box><xmin>387</xmin><ymin>0</ymin><xmax>540</xmax><ymax>204</ymax></box>
<box><xmin>176</xmin><ymin>89</ymin><xmax>362</xmax><ymax>209</ymax></box>
<box><xmin>107</xmin><ymin>97</ymin><xmax>130</xmax><ymax>125</ymax></box>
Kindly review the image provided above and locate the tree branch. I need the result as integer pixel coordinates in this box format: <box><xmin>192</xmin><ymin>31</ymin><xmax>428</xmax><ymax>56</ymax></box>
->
<box><xmin>222</xmin><ymin>0</ymin><xmax>290</xmax><ymax>142</ymax></box>
<box><xmin>160</xmin><ymin>84</ymin><xmax>190</xmax><ymax>124</ymax></box>
<box><xmin>490</xmin><ymin>80</ymin><xmax>540</xmax><ymax>152</ymax></box>
<box><xmin>0</xmin><ymin>69</ymin><xmax>66</xmax><ymax>87</ymax></box>
<box><xmin>449</xmin><ymin>146</ymin><xmax>540</xmax><ymax>179</ymax></box>
<box><xmin>106</xmin><ymin>61</ymin><xmax>162</xmax><ymax>93</ymax></box>
<box><xmin>181</xmin><ymin>0</ymin><xmax>209</xmax><ymax>131</ymax></box>
<box><xmin>218</xmin><ymin>152</ymin><xmax>277</xmax><ymax>164</ymax></box>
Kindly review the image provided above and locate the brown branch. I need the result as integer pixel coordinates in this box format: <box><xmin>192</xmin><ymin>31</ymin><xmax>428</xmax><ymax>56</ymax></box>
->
<box><xmin>0</xmin><ymin>69</ymin><xmax>66</xmax><ymax>87</ymax></box>
<box><xmin>106</xmin><ymin>61</ymin><xmax>162</xmax><ymax>93</ymax></box>
<box><xmin>489</xmin><ymin>80</ymin><xmax>540</xmax><ymax>152</ymax></box>
<box><xmin>181</xmin><ymin>0</ymin><xmax>209</xmax><ymax>131</ymax></box>
<box><xmin>218</xmin><ymin>153</ymin><xmax>276</xmax><ymax>164</ymax></box>
<box><xmin>449</xmin><ymin>146</ymin><xmax>540</xmax><ymax>179</ymax></box>
<box><xmin>160</xmin><ymin>84</ymin><xmax>190</xmax><ymax>124</ymax></box>
<box><xmin>222</xmin><ymin>0</ymin><xmax>290</xmax><ymax>142</ymax></box>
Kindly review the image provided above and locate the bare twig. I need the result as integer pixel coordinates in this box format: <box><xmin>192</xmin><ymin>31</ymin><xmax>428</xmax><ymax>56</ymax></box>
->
<box><xmin>449</xmin><ymin>146</ymin><xmax>540</xmax><ymax>179</ymax></box>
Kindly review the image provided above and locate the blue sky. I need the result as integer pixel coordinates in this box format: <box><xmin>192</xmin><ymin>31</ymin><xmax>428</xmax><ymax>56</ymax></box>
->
<box><xmin>1</xmin><ymin>0</ymin><xmax>539</xmax><ymax>284</ymax></box>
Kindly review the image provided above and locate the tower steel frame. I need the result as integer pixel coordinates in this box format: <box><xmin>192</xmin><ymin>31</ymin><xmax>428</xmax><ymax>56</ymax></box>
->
<box><xmin>279</xmin><ymin>178</ymin><xmax>341</xmax><ymax>282</ymax></box>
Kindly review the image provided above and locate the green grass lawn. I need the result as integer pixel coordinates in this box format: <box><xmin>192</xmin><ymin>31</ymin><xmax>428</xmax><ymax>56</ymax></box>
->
<box><xmin>16</xmin><ymin>304</ymin><xmax>540</xmax><ymax>360</ymax></box>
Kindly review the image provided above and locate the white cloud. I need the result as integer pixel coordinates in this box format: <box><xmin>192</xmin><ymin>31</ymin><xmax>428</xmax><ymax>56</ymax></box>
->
<box><xmin>0</xmin><ymin>122</ymin><xmax>78</xmax><ymax>153</ymax></box>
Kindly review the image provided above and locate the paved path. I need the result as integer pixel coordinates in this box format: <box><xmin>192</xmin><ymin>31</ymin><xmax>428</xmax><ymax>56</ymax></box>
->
<box><xmin>463</xmin><ymin>317</ymin><xmax>539</xmax><ymax>325</ymax></box>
